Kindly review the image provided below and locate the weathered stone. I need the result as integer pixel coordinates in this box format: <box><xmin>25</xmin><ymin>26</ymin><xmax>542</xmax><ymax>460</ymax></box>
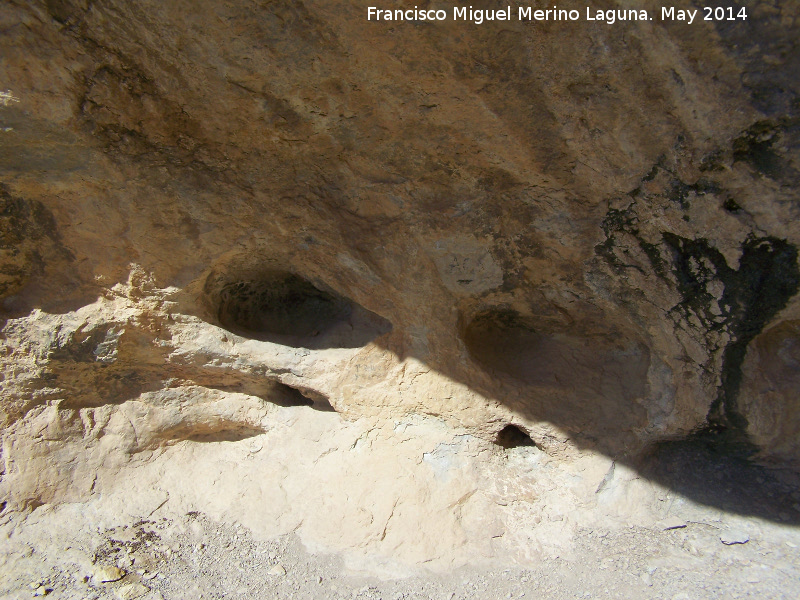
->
<box><xmin>0</xmin><ymin>0</ymin><xmax>798</xmax><ymax>575</ymax></box>
<box><xmin>115</xmin><ymin>583</ymin><xmax>150</xmax><ymax>600</ymax></box>
<box><xmin>92</xmin><ymin>565</ymin><xmax>124</xmax><ymax>584</ymax></box>
<box><xmin>720</xmin><ymin>529</ymin><xmax>750</xmax><ymax>545</ymax></box>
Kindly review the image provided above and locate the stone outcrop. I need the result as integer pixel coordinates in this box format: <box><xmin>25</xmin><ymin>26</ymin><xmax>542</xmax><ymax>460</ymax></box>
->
<box><xmin>1</xmin><ymin>0</ymin><xmax>799</xmax><ymax>571</ymax></box>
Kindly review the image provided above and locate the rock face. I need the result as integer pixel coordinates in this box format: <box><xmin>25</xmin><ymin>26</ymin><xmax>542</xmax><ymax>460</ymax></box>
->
<box><xmin>1</xmin><ymin>0</ymin><xmax>800</xmax><ymax>572</ymax></box>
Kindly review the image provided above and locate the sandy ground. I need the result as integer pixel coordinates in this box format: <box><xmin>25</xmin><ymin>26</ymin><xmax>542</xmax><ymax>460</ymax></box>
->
<box><xmin>2</xmin><ymin>431</ymin><xmax>800</xmax><ymax>600</ymax></box>
<box><xmin>2</xmin><ymin>505</ymin><xmax>799</xmax><ymax>600</ymax></box>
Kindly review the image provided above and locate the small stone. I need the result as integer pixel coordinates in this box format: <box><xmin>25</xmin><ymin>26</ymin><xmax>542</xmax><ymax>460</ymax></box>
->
<box><xmin>659</xmin><ymin>516</ymin><xmax>687</xmax><ymax>531</ymax></box>
<box><xmin>720</xmin><ymin>529</ymin><xmax>750</xmax><ymax>545</ymax></box>
<box><xmin>93</xmin><ymin>565</ymin><xmax>125</xmax><ymax>583</ymax></box>
<box><xmin>116</xmin><ymin>584</ymin><xmax>150</xmax><ymax>600</ymax></box>
<box><xmin>640</xmin><ymin>572</ymin><xmax>653</xmax><ymax>587</ymax></box>
<box><xmin>268</xmin><ymin>564</ymin><xmax>286</xmax><ymax>576</ymax></box>
<box><xmin>32</xmin><ymin>586</ymin><xmax>51</xmax><ymax>597</ymax></box>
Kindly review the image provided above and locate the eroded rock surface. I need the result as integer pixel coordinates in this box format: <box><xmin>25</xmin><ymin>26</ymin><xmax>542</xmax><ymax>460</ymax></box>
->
<box><xmin>1</xmin><ymin>0</ymin><xmax>800</xmax><ymax>582</ymax></box>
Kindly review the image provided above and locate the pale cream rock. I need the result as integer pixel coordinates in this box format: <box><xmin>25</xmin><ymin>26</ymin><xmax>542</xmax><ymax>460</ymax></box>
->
<box><xmin>0</xmin><ymin>0</ymin><xmax>799</xmax><ymax>581</ymax></box>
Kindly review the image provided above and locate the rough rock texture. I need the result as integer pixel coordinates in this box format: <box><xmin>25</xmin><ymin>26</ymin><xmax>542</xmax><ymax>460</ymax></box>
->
<box><xmin>2</xmin><ymin>0</ymin><xmax>800</xmax><ymax>582</ymax></box>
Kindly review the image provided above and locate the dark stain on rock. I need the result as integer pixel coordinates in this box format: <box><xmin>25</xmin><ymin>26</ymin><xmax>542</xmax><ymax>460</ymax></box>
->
<box><xmin>596</xmin><ymin>207</ymin><xmax>638</xmax><ymax>274</ymax></box>
<box><xmin>732</xmin><ymin>120</ymin><xmax>788</xmax><ymax>181</ymax></box>
<box><xmin>0</xmin><ymin>186</ymin><xmax>68</xmax><ymax>301</ymax></box>
<box><xmin>712</xmin><ymin>237</ymin><xmax>800</xmax><ymax>434</ymax></box>
<box><xmin>596</xmin><ymin>156</ymin><xmax>800</xmax><ymax>446</ymax></box>
<box><xmin>722</xmin><ymin>198</ymin><xmax>742</xmax><ymax>214</ymax></box>
<box><xmin>666</xmin><ymin>177</ymin><xmax>720</xmax><ymax>211</ymax></box>
<box><xmin>660</xmin><ymin>233</ymin><xmax>732</xmax><ymax>330</ymax></box>
<box><xmin>608</xmin><ymin>225</ymin><xmax>800</xmax><ymax>442</ymax></box>
<box><xmin>699</xmin><ymin>150</ymin><xmax>726</xmax><ymax>173</ymax></box>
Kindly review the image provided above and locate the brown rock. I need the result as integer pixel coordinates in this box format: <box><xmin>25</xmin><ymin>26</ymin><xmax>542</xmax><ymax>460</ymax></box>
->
<box><xmin>0</xmin><ymin>0</ymin><xmax>798</xmax><ymax>574</ymax></box>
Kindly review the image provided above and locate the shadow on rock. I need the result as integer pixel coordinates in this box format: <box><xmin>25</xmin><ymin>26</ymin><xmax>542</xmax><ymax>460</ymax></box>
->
<box><xmin>629</xmin><ymin>434</ymin><xmax>800</xmax><ymax>525</ymax></box>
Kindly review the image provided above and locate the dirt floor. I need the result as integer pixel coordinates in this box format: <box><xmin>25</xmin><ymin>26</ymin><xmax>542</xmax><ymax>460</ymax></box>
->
<box><xmin>2</xmin><ymin>436</ymin><xmax>800</xmax><ymax>600</ymax></box>
<box><xmin>2</xmin><ymin>507</ymin><xmax>799</xmax><ymax>600</ymax></box>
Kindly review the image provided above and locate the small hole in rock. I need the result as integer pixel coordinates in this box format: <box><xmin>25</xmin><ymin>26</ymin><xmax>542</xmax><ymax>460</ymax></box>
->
<box><xmin>275</xmin><ymin>384</ymin><xmax>335</xmax><ymax>412</ymax></box>
<box><xmin>275</xmin><ymin>384</ymin><xmax>315</xmax><ymax>408</ymax></box>
<box><xmin>495</xmin><ymin>424</ymin><xmax>536</xmax><ymax>450</ymax></box>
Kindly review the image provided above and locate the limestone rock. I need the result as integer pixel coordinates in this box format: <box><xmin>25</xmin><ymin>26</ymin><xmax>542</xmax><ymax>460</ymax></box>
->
<box><xmin>92</xmin><ymin>565</ymin><xmax>125</xmax><ymax>584</ymax></box>
<box><xmin>116</xmin><ymin>583</ymin><xmax>151</xmax><ymax>600</ymax></box>
<box><xmin>268</xmin><ymin>564</ymin><xmax>286</xmax><ymax>577</ymax></box>
<box><xmin>0</xmin><ymin>0</ymin><xmax>799</xmax><ymax>576</ymax></box>
<box><xmin>720</xmin><ymin>529</ymin><xmax>750</xmax><ymax>546</ymax></box>
<box><xmin>659</xmin><ymin>517</ymin><xmax>687</xmax><ymax>531</ymax></box>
